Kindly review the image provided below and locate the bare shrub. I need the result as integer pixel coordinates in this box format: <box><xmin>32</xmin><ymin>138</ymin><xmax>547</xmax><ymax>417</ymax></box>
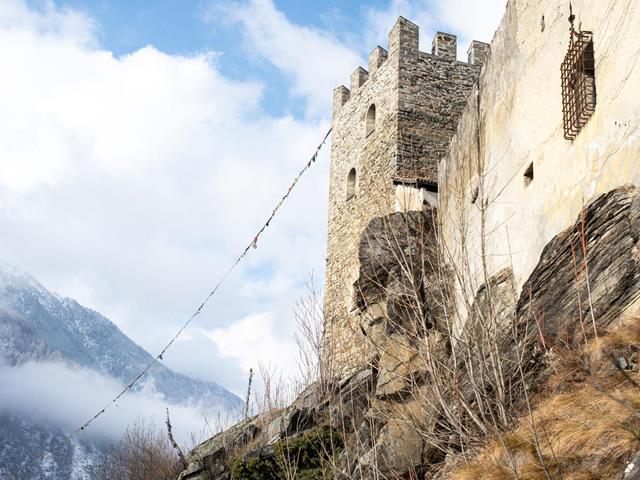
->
<box><xmin>252</xmin><ymin>361</ymin><xmax>296</xmax><ymax>415</ymax></box>
<box><xmin>336</xmin><ymin>178</ymin><xmax>640</xmax><ymax>479</ymax></box>
<box><xmin>334</xmin><ymin>180</ymin><xmax>550</xmax><ymax>477</ymax></box>
<box><xmin>96</xmin><ymin>419</ymin><xmax>182</xmax><ymax>480</ymax></box>
<box><xmin>294</xmin><ymin>273</ymin><xmax>328</xmax><ymax>393</ymax></box>
<box><xmin>449</xmin><ymin>320</ymin><xmax>640</xmax><ymax>479</ymax></box>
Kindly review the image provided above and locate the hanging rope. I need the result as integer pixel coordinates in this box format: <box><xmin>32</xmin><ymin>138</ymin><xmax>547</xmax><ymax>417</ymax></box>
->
<box><xmin>74</xmin><ymin>126</ymin><xmax>332</xmax><ymax>434</ymax></box>
<box><xmin>7</xmin><ymin>125</ymin><xmax>333</xmax><ymax>480</ymax></box>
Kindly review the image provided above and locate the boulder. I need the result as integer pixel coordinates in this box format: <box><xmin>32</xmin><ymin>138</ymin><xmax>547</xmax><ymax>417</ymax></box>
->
<box><xmin>178</xmin><ymin>414</ymin><xmax>266</xmax><ymax>480</ymax></box>
<box><xmin>265</xmin><ymin>405</ymin><xmax>316</xmax><ymax>444</ymax></box>
<box><xmin>353</xmin><ymin>208</ymin><xmax>441</xmax><ymax>335</ymax></box>
<box><xmin>330</xmin><ymin>368</ymin><xmax>375</xmax><ymax>432</ymax></box>
<box><xmin>375</xmin><ymin>333</ymin><xmax>418</xmax><ymax>399</ymax></box>
<box><xmin>357</xmin><ymin>401</ymin><xmax>425</xmax><ymax>478</ymax></box>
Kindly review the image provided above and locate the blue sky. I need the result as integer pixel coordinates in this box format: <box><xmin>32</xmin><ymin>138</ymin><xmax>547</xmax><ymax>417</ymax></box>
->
<box><xmin>33</xmin><ymin>0</ymin><xmax>504</xmax><ymax>118</ymax></box>
<box><xmin>1</xmin><ymin>0</ymin><xmax>505</xmax><ymax>404</ymax></box>
<box><xmin>59</xmin><ymin>0</ymin><xmax>385</xmax><ymax>56</ymax></box>
<box><xmin>47</xmin><ymin>0</ymin><xmax>389</xmax><ymax>118</ymax></box>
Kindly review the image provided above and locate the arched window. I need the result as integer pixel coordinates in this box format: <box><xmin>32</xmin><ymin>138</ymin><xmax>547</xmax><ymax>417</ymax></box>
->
<box><xmin>365</xmin><ymin>104</ymin><xmax>376</xmax><ymax>136</ymax></box>
<box><xmin>347</xmin><ymin>168</ymin><xmax>357</xmax><ymax>200</ymax></box>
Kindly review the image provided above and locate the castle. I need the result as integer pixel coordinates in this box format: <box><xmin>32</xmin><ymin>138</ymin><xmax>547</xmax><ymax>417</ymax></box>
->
<box><xmin>179</xmin><ymin>2</ymin><xmax>640</xmax><ymax>478</ymax></box>
<box><xmin>324</xmin><ymin>1</ymin><xmax>640</xmax><ymax>376</ymax></box>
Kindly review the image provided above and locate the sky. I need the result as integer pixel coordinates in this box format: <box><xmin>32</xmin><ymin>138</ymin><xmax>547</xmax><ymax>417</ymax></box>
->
<box><xmin>0</xmin><ymin>0</ymin><xmax>506</xmax><ymax>404</ymax></box>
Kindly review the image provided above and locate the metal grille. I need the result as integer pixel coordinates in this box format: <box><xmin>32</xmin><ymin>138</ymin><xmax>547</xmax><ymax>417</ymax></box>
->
<box><xmin>561</xmin><ymin>30</ymin><xmax>596</xmax><ymax>140</ymax></box>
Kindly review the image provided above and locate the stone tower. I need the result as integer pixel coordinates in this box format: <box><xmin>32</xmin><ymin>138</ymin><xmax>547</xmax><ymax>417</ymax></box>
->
<box><xmin>324</xmin><ymin>17</ymin><xmax>488</xmax><ymax>376</ymax></box>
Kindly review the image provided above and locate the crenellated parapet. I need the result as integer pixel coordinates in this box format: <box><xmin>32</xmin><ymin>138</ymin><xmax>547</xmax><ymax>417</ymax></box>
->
<box><xmin>350</xmin><ymin>66</ymin><xmax>369</xmax><ymax>93</ymax></box>
<box><xmin>332</xmin><ymin>85</ymin><xmax>350</xmax><ymax>118</ymax></box>
<box><xmin>368</xmin><ymin>46</ymin><xmax>388</xmax><ymax>76</ymax></box>
<box><xmin>331</xmin><ymin>17</ymin><xmax>488</xmax><ymax>119</ymax></box>
<box><xmin>432</xmin><ymin>31</ymin><xmax>457</xmax><ymax>61</ymax></box>
<box><xmin>389</xmin><ymin>16</ymin><xmax>419</xmax><ymax>57</ymax></box>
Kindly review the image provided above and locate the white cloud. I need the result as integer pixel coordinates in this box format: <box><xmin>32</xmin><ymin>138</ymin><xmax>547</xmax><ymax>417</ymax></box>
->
<box><xmin>0</xmin><ymin>0</ymin><xmax>98</xmax><ymax>47</ymax></box>
<box><xmin>0</xmin><ymin>361</ymin><xmax>218</xmax><ymax>444</ymax></box>
<box><xmin>0</xmin><ymin>0</ymin><xmax>331</xmax><ymax>396</ymax></box>
<box><xmin>207</xmin><ymin>0</ymin><xmax>362</xmax><ymax>118</ymax></box>
<box><xmin>363</xmin><ymin>0</ymin><xmax>505</xmax><ymax>61</ymax></box>
<box><xmin>433</xmin><ymin>0</ymin><xmax>506</xmax><ymax>46</ymax></box>
<box><xmin>0</xmin><ymin>31</ymin><xmax>262</xmax><ymax>193</ymax></box>
<box><xmin>206</xmin><ymin>312</ymin><xmax>298</xmax><ymax>374</ymax></box>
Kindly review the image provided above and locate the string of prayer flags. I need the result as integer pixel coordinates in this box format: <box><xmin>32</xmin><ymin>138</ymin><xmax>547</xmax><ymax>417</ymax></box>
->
<box><xmin>69</xmin><ymin>127</ymin><xmax>332</xmax><ymax>437</ymax></box>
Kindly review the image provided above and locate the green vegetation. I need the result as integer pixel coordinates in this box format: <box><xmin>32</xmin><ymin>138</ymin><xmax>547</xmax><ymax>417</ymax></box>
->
<box><xmin>231</xmin><ymin>426</ymin><xmax>343</xmax><ymax>480</ymax></box>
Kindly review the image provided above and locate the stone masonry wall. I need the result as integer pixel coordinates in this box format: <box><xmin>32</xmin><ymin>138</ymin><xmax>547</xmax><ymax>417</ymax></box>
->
<box><xmin>324</xmin><ymin>17</ymin><xmax>487</xmax><ymax>377</ymax></box>
<box><xmin>396</xmin><ymin>36</ymin><xmax>484</xmax><ymax>181</ymax></box>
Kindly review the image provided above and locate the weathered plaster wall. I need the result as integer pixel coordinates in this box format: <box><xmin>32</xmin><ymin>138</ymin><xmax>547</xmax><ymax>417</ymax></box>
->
<box><xmin>438</xmin><ymin>0</ymin><xmax>640</xmax><ymax>328</ymax></box>
<box><xmin>325</xmin><ymin>18</ymin><xmax>485</xmax><ymax>375</ymax></box>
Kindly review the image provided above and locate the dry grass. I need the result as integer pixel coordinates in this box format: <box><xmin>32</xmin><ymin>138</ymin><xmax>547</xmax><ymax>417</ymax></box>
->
<box><xmin>450</xmin><ymin>320</ymin><xmax>640</xmax><ymax>480</ymax></box>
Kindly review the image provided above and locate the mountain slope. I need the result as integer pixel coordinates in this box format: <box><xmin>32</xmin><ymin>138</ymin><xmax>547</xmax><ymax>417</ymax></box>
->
<box><xmin>0</xmin><ymin>261</ymin><xmax>243</xmax><ymax>479</ymax></box>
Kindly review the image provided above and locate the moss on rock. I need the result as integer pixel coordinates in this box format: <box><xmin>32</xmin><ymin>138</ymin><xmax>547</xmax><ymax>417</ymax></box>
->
<box><xmin>230</xmin><ymin>427</ymin><xmax>343</xmax><ymax>480</ymax></box>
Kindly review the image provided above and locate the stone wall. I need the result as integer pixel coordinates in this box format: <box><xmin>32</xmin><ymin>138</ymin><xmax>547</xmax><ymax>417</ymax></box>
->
<box><xmin>324</xmin><ymin>17</ymin><xmax>486</xmax><ymax>376</ymax></box>
<box><xmin>438</xmin><ymin>0</ymin><xmax>640</xmax><ymax>332</ymax></box>
<box><xmin>396</xmin><ymin>35</ymin><xmax>482</xmax><ymax>181</ymax></box>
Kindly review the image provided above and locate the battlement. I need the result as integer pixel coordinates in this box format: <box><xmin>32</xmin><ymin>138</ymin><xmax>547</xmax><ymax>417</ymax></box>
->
<box><xmin>350</xmin><ymin>66</ymin><xmax>369</xmax><ymax>92</ymax></box>
<box><xmin>332</xmin><ymin>17</ymin><xmax>488</xmax><ymax>118</ymax></box>
<box><xmin>368</xmin><ymin>46</ymin><xmax>388</xmax><ymax>76</ymax></box>
<box><xmin>389</xmin><ymin>16</ymin><xmax>419</xmax><ymax>56</ymax></box>
<box><xmin>467</xmin><ymin>40</ymin><xmax>490</xmax><ymax>65</ymax></box>
<box><xmin>432</xmin><ymin>31</ymin><xmax>457</xmax><ymax>61</ymax></box>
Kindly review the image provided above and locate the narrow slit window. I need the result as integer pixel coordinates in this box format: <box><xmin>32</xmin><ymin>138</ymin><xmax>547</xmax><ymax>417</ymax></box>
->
<box><xmin>365</xmin><ymin>104</ymin><xmax>376</xmax><ymax>136</ymax></box>
<box><xmin>347</xmin><ymin>168</ymin><xmax>357</xmax><ymax>200</ymax></box>
<box><xmin>524</xmin><ymin>162</ymin><xmax>534</xmax><ymax>186</ymax></box>
<box><xmin>561</xmin><ymin>9</ymin><xmax>596</xmax><ymax>140</ymax></box>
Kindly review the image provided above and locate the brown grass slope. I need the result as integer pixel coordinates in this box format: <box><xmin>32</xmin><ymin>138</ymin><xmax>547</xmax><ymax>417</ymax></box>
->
<box><xmin>450</xmin><ymin>320</ymin><xmax>640</xmax><ymax>480</ymax></box>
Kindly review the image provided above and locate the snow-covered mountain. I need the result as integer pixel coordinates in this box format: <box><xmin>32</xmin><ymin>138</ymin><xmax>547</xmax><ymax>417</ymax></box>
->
<box><xmin>0</xmin><ymin>261</ymin><xmax>243</xmax><ymax>479</ymax></box>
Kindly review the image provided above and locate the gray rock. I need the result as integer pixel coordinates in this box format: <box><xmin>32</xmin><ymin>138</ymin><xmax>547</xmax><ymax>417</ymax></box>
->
<box><xmin>517</xmin><ymin>187</ymin><xmax>640</xmax><ymax>346</ymax></box>
<box><xmin>331</xmin><ymin>368</ymin><xmax>375</xmax><ymax>432</ymax></box>
<box><xmin>615</xmin><ymin>356</ymin><xmax>629</xmax><ymax>370</ymax></box>
<box><xmin>178</xmin><ymin>414</ymin><xmax>266</xmax><ymax>480</ymax></box>
<box><xmin>375</xmin><ymin>333</ymin><xmax>418</xmax><ymax>399</ymax></box>
<box><xmin>265</xmin><ymin>406</ymin><xmax>316</xmax><ymax>444</ymax></box>
<box><xmin>625</xmin><ymin>452</ymin><xmax>640</xmax><ymax>479</ymax></box>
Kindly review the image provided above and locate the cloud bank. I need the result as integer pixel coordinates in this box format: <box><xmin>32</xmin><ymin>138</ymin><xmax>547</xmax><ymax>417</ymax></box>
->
<box><xmin>0</xmin><ymin>361</ymin><xmax>219</xmax><ymax>444</ymax></box>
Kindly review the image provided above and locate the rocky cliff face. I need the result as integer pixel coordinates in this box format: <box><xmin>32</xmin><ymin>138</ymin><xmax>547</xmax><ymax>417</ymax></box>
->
<box><xmin>178</xmin><ymin>187</ymin><xmax>640</xmax><ymax>479</ymax></box>
<box><xmin>517</xmin><ymin>186</ymin><xmax>640</xmax><ymax>345</ymax></box>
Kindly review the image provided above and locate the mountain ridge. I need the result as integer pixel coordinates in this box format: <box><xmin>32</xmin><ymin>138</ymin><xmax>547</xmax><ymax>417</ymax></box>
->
<box><xmin>0</xmin><ymin>260</ymin><xmax>242</xmax><ymax>479</ymax></box>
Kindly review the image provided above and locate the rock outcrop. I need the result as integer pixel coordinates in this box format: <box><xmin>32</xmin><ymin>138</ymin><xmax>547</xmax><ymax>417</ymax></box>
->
<box><xmin>517</xmin><ymin>185</ymin><xmax>640</xmax><ymax>345</ymax></box>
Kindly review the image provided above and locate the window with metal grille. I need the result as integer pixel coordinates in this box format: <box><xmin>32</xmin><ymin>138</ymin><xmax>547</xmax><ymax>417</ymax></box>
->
<box><xmin>561</xmin><ymin>12</ymin><xmax>596</xmax><ymax>140</ymax></box>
